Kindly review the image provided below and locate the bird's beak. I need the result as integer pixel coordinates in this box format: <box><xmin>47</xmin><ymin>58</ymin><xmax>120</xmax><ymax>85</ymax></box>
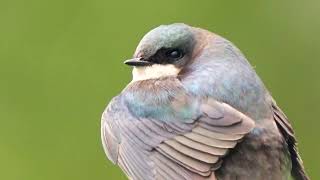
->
<box><xmin>124</xmin><ymin>58</ymin><xmax>152</xmax><ymax>67</ymax></box>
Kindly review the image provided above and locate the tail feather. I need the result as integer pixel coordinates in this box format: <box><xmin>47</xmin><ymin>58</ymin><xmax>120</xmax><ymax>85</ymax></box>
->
<box><xmin>272</xmin><ymin>102</ymin><xmax>309</xmax><ymax>180</ymax></box>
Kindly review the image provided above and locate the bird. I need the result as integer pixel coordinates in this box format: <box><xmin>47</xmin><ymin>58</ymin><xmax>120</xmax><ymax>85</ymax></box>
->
<box><xmin>101</xmin><ymin>23</ymin><xmax>309</xmax><ymax>180</ymax></box>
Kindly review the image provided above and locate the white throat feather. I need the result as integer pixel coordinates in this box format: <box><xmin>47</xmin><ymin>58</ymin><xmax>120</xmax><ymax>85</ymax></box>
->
<box><xmin>131</xmin><ymin>64</ymin><xmax>181</xmax><ymax>82</ymax></box>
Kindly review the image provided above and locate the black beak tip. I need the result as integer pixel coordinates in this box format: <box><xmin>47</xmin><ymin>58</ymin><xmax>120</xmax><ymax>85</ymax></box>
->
<box><xmin>123</xmin><ymin>58</ymin><xmax>152</xmax><ymax>66</ymax></box>
<box><xmin>123</xmin><ymin>59</ymin><xmax>135</xmax><ymax>66</ymax></box>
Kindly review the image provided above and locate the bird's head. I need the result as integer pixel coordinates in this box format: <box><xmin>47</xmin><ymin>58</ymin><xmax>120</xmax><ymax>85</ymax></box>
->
<box><xmin>124</xmin><ymin>23</ymin><xmax>203</xmax><ymax>82</ymax></box>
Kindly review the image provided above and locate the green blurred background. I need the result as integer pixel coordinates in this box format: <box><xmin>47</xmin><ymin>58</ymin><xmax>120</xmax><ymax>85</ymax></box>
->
<box><xmin>0</xmin><ymin>0</ymin><xmax>319</xmax><ymax>179</ymax></box>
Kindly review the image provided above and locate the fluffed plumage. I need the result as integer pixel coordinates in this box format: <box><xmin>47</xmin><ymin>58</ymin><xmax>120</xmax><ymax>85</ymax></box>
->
<box><xmin>101</xmin><ymin>23</ymin><xmax>308</xmax><ymax>180</ymax></box>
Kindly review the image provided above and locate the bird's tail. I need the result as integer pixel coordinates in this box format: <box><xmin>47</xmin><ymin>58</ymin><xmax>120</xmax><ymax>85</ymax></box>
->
<box><xmin>290</xmin><ymin>144</ymin><xmax>309</xmax><ymax>180</ymax></box>
<box><xmin>272</xmin><ymin>102</ymin><xmax>309</xmax><ymax>180</ymax></box>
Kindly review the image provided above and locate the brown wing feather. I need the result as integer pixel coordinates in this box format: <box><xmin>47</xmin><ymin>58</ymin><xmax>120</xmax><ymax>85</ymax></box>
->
<box><xmin>272</xmin><ymin>101</ymin><xmax>309</xmax><ymax>180</ymax></box>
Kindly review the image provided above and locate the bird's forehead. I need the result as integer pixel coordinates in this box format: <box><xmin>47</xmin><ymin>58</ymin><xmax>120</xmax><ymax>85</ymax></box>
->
<box><xmin>135</xmin><ymin>24</ymin><xmax>194</xmax><ymax>57</ymax></box>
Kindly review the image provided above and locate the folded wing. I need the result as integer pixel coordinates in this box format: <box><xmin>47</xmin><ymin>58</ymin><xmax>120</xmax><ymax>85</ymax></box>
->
<box><xmin>102</xmin><ymin>97</ymin><xmax>255</xmax><ymax>180</ymax></box>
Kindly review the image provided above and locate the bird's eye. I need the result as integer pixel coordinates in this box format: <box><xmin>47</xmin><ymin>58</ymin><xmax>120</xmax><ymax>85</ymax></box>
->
<box><xmin>166</xmin><ymin>49</ymin><xmax>183</xmax><ymax>60</ymax></box>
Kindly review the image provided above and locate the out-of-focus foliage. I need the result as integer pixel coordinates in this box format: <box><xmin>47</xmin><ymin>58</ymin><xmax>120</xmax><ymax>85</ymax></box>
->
<box><xmin>0</xmin><ymin>0</ymin><xmax>319</xmax><ymax>179</ymax></box>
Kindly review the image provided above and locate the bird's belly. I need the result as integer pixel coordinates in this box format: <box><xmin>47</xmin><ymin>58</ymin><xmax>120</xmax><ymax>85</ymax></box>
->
<box><xmin>215</xmin><ymin>131</ymin><xmax>291</xmax><ymax>180</ymax></box>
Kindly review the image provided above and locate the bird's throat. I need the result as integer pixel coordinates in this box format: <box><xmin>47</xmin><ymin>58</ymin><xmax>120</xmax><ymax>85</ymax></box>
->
<box><xmin>131</xmin><ymin>64</ymin><xmax>181</xmax><ymax>82</ymax></box>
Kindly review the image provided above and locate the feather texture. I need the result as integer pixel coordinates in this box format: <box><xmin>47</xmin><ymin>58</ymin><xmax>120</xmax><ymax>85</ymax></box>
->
<box><xmin>101</xmin><ymin>23</ymin><xmax>308</xmax><ymax>180</ymax></box>
<box><xmin>272</xmin><ymin>102</ymin><xmax>309</xmax><ymax>180</ymax></box>
<box><xmin>101</xmin><ymin>95</ymin><xmax>255</xmax><ymax>179</ymax></box>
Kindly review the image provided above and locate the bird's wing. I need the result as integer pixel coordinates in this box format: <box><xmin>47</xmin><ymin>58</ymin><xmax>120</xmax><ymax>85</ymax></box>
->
<box><xmin>102</xmin><ymin>97</ymin><xmax>255</xmax><ymax>180</ymax></box>
<box><xmin>153</xmin><ymin>98</ymin><xmax>255</xmax><ymax>179</ymax></box>
<box><xmin>272</xmin><ymin>101</ymin><xmax>309</xmax><ymax>180</ymax></box>
<box><xmin>101</xmin><ymin>96</ymin><xmax>121</xmax><ymax>165</ymax></box>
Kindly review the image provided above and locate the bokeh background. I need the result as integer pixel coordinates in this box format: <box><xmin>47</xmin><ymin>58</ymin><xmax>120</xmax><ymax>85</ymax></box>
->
<box><xmin>0</xmin><ymin>0</ymin><xmax>319</xmax><ymax>179</ymax></box>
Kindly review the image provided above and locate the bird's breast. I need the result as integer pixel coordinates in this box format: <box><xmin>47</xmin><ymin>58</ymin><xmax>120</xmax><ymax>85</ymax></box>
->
<box><xmin>122</xmin><ymin>77</ymin><xmax>200</xmax><ymax>122</ymax></box>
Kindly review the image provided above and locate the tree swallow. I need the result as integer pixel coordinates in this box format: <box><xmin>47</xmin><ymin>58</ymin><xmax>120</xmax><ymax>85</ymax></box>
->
<box><xmin>101</xmin><ymin>23</ymin><xmax>309</xmax><ymax>180</ymax></box>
